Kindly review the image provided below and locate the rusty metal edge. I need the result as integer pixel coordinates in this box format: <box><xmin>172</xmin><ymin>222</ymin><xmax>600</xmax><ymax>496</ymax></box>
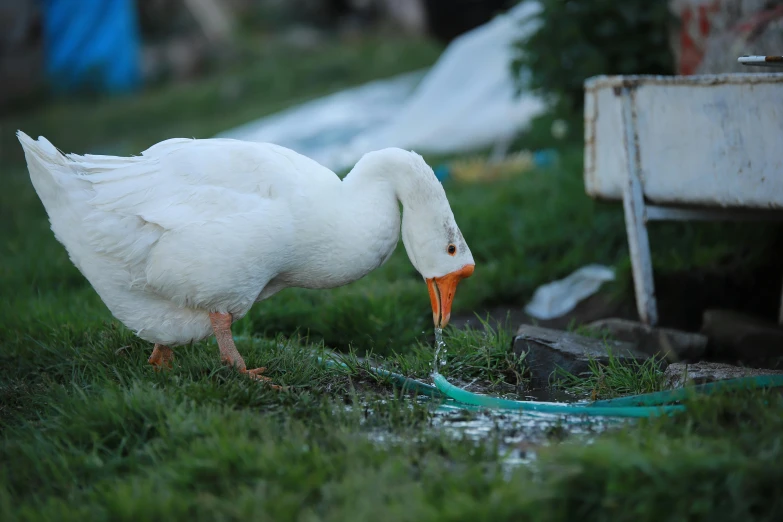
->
<box><xmin>583</xmin><ymin>88</ymin><xmax>600</xmax><ymax>198</ymax></box>
<box><xmin>584</xmin><ymin>72</ymin><xmax>783</xmax><ymax>92</ymax></box>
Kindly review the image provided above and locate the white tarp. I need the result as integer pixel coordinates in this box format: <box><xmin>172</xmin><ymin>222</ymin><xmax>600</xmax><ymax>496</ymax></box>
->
<box><xmin>216</xmin><ymin>1</ymin><xmax>545</xmax><ymax>172</ymax></box>
<box><xmin>524</xmin><ymin>265</ymin><xmax>617</xmax><ymax>320</ymax></box>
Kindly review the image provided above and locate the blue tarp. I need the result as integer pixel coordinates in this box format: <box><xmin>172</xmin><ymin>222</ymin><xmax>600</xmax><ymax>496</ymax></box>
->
<box><xmin>40</xmin><ymin>0</ymin><xmax>141</xmax><ymax>94</ymax></box>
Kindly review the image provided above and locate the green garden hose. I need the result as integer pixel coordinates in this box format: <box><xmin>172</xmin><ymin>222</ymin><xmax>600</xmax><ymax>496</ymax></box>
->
<box><xmin>318</xmin><ymin>355</ymin><xmax>444</xmax><ymax>398</ymax></box>
<box><xmin>589</xmin><ymin>374</ymin><xmax>783</xmax><ymax>407</ymax></box>
<box><xmin>323</xmin><ymin>357</ymin><xmax>782</xmax><ymax>418</ymax></box>
<box><xmin>319</xmin><ymin>350</ymin><xmax>782</xmax><ymax>418</ymax></box>
<box><xmin>320</xmin><ymin>355</ymin><xmax>682</xmax><ymax>417</ymax></box>
<box><xmin>432</xmin><ymin>372</ymin><xmax>685</xmax><ymax>418</ymax></box>
<box><xmin>360</xmin><ymin>364</ymin><xmax>444</xmax><ymax>398</ymax></box>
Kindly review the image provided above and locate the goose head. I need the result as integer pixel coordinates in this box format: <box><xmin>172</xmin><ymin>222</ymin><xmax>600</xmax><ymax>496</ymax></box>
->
<box><xmin>350</xmin><ymin>147</ymin><xmax>476</xmax><ymax>327</ymax></box>
<box><xmin>403</xmin><ymin>212</ymin><xmax>475</xmax><ymax>329</ymax></box>
<box><xmin>389</xmin><ymin>152</ymin><xmax>475</xmax><ymax>328</ymax></box>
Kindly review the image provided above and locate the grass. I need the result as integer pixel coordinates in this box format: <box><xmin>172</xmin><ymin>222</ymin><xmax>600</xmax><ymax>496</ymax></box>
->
<box><xmin>554</xmin><ymin>350</ymin><xmax>667</xmax><ymax>400</ymax></box>
<box><xmin>330</xmin><ymin>315</ymin><xmax>527</xmax><ymax>393</ymax></box>
<box><xmin>2</xmin><ymin>33</ymin><xmax>783</xmax><ymax>520</ymax></box>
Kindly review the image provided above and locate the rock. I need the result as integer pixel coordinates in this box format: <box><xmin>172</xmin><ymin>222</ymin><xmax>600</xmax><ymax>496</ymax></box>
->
<box><xmin>663</xmin><ymin>361</ymin><xmax>783</xmax><ymax>389</ymax></box>
<box><xmin>513</xmin><ymin>325</ymin><xmax>655</xmax><ymax>388</ymax></box>
<box><xmin>701</xmin><ymin>309</ymin><xmax>783</xmax><ymax>368</ymax></box>
<box><xmin>585</xmin><ymin>318</ymin><xmax>707</xmax><ymax>361</ymax></box>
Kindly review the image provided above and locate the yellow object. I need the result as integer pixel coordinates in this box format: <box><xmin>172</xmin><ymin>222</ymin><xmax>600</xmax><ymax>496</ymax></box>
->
<box><xmin>448</xmin><ymin>151</ymin><xmax>536</xmax><ymax>183</ymax></box>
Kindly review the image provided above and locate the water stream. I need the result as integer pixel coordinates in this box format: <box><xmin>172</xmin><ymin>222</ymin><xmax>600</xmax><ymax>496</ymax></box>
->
<box><xmin>432</xmin><ymin>327</ymin><xmax>446</xmax><ymax>376</ymax></box>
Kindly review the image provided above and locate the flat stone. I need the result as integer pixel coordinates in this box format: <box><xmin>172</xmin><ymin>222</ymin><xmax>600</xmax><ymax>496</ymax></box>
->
<box><xmin>701</xmin><ymin>309</ymin><xmax>783</xmax><ymax>367</ymax></box>
<box><xmin>663</xmin><ymin>361</ymin><xmax>783</xmax><ymax>389</ymax></box>
<box><xmin>513</xmin><ymin>324</ymin><xmax>655</xmax><ymax>388</ymax></box>
<box><xmin>585</xmin><ymin>318</ymin><xmax>707</xmax><ymax>361</ymax></box>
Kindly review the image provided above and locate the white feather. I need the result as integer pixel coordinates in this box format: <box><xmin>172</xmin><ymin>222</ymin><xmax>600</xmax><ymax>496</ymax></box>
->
<box><xmin>17</xmin><ymin>131</ymin><xmax>474</xmax><ymax>346</ymax></box>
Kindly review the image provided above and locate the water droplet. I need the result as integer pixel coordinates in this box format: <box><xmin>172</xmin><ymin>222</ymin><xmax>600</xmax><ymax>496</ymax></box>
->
<box><xmin>433</xmin><ymin>327</ymin><xmax>447</xmax><ymax>376</ymax></box>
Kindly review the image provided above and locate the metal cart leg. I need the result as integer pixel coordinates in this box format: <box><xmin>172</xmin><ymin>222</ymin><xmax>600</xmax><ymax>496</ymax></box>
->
<box><xmin>779</xmin><ymin>278</ymin><xmax>783</xmax><ymax>325</ymax></box>
<box><xmin>620</xmin><ymin>87</ymin><xmax>658</xmax><ymax>326</ymax></box>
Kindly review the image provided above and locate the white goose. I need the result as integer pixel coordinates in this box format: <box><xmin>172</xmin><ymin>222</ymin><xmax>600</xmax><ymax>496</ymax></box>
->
<box><xmin>18</xmin><ymin>131</ymin><xmax>475</xmax><ymax>385</ymax></box>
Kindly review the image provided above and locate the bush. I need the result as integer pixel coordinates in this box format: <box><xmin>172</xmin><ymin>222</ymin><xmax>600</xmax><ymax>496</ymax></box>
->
<box><xmin>511</xmin><ymin>0</ymin><xmax>676</xmax><ymax>113</ymax></box>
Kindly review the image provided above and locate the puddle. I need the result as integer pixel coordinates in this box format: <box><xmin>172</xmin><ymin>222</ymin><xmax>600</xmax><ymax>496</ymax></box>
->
<box><xmin>231</xmin><ymin>334</ymin><xmax>626</xmax><ymax>469</ymax></box>
<box><xmin>359</xmin><ymin>393</ymin><xmax>625</xmax><ymax>472</ymax></box>
<box><xmin>433</xmin><ymin>399</ymin><xmax>620</xmax><ymax>469</ymax></box>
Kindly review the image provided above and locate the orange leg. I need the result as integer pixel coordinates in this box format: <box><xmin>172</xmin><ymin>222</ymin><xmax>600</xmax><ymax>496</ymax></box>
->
<box><xmin>209</xmin><ymin>312</ymin><xmax>282</xmax><ymax>390</ymax></box>
<box><xmin>148</xmin><ymin>344</ymin><xmax>174</xmax><ymax>369</ymax></box>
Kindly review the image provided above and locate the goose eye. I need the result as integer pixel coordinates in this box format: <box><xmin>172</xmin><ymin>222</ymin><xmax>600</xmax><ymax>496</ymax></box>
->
<box><xmin>447</xmin><ymin>244</ymin><xmax>457</xmax><ymax>256</ymax></box>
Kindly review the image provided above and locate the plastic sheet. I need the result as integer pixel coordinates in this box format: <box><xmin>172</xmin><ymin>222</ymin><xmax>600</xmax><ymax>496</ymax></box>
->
<box><xmin>217</xmin><ymin>1</ymin><xmax>546</xmax><ymax>172</ymax></box>
<box><xmin>524</xmin><ymin>265</ymin><xmax>616</xmax><ymax>320</ymax></box>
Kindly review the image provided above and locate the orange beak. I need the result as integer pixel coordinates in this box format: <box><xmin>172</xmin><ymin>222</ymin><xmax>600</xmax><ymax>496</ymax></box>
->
<box><xmin>426</xmin><ymin>264</ymin><xmax>475</xmax><ymax>328</ymax></box>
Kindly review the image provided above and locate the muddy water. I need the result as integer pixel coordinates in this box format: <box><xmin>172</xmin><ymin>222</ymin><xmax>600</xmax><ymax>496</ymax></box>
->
<box><xmin>431</xmin><ymin>399</ymin><xmax>619</xmax><ymax>469</ymax></box>
<box><xmin>361</xmin><ymin>395</ymin><xmax>621</xmax><ymax>471</ymax></box>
